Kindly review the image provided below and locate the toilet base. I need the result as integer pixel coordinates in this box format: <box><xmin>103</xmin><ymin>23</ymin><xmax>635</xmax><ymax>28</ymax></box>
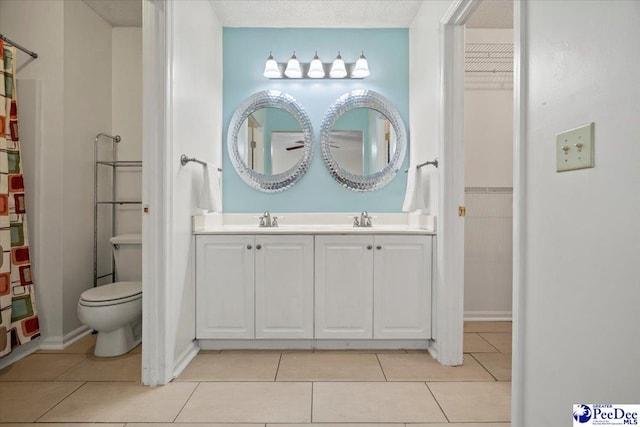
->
<box><xmin>94</xmin><ymin>320</ymin><xmax>141</xmax><ymax>357</ymax></box>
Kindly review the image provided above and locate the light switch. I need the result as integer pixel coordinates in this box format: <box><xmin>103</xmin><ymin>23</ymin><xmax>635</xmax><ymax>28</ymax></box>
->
<box><xmin>556</xmin><ymin>123</ymin><xmax>594</xmax><ymax>172</ymax></box>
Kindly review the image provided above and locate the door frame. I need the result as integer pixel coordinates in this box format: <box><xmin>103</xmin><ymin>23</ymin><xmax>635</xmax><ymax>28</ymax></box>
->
<box><xmin>438</xmin><ymin>0</ymin><xmax>526</xmax><ymax>424</ymax></box>
<box><xmin>435</xmin><ymin>0</ymin><xmax>480</xmax><ymax>367</ymax></box>
<box><xmin>141</xmin><ymin>0</ymin><xmax>174</xmax><ymax>386</ymax></box>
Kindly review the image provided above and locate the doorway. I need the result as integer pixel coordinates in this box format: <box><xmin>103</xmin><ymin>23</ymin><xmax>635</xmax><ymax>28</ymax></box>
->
<box><xmin>439</xmin><ymin>0</ymin><xmax>524</xmax><ymax>423</ymax></box>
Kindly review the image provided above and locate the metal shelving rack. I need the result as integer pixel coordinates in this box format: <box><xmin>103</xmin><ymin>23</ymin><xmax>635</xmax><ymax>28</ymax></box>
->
<box><xmin>93</xmin><ymin>133</ymin><xmax>142</xmax><ymax>287</ymax></box>
<box><xmin>465</xmin><ymin>42</ymin><xmax>513</xmax><ymax>75</ymax></box>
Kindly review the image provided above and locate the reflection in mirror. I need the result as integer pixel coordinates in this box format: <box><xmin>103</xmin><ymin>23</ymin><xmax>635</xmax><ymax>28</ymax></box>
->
<box><xmin>227</xmin><ymin>90</ymin><xmax>314</xmax><ymax>192</ymax></box>
<box><xmin>329</xmin><ymin>108</ymin><xmax>398</xmax><ymax>175</ymax></box>
<box><xmin>237</xmin><ymin>108</ymin><xmax>305</xmax><ymax>175</ymax></box>
<box><xmin>320</xmin><ymin>90</ymin><xmax>407</xmax><ymax>192</ymax></box>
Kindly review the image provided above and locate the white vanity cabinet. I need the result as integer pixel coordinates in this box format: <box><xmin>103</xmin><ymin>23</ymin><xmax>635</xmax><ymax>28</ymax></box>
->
<box><xmin>315</xmin><ymin>236</ymin><xmax>374</xmax><ymax>338</ymax></box>
<box><xmin>315</xmin><ymin>235</ymin><xmax>432</xmax><ymax>340</ymax></box>
<box><xmin>373</xmin><ymin>235</ymin><xmax>432</xmax><ymax>339</ymax></box>
<box><xmin>196</xmin><ymin>235</ymin><xmax>314</xmax><ymax>339</ymax></box>
<box><xmin>196</xmin><ymin>236</ymin><xmax>254</xmax><ymax>339</ymax></box>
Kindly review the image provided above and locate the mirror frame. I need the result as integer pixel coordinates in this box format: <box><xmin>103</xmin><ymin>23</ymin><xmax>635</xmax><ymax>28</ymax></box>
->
<box><xmin>320</xmin><ymin>89</ymin><xmax>407</xmax><ymax>192</ymax></box>
<box><xmin>227</xmin><ymin>90</ymin><xmax>314</xmax><ymax>192</ymax></box>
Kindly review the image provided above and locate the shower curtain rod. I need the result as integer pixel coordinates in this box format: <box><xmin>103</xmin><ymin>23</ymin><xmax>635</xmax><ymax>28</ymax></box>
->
<box><xmin>0</xmin><ymin>33</ymin><xmax>38</xmax><ymax>59</ymax></box>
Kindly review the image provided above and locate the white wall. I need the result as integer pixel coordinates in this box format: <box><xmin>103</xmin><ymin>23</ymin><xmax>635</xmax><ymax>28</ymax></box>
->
<box><xmin>464</xmin><ymin>29</ymin><xmax>513</xmax><ymax>188</ymax></box>
<box><xmin>519</xmin><ymin>0</ymin><xmax>640</xmax><ymax>424</ymax></box>
<box><xmin>170</xmin><ymin>0</ymin><xmax>223</xmax><ymax>370</ymax></box>
<box><xmin>463</xmin><ymin>28</ymin><xmax>513</xmax><ymax>319</ymax></box>
<box><xmin>0</xmin><ymin>0</ymin><xmax>113</xmax><ymax>342</ymax></box>
<box><xmin>409</xmin><ymin>0</ymin><xmax>450</xmax><ymax>214</ymax></box>
<box><xmin>62</xmin><ymin>0</ymin><xmax>112</xmax><ymax>336</ymax></box>
<box><xmin>0</xmin><ymin>0</ymin><xmax>66</xmax><ymax>344</ymax></box>
<box><xmin>112</xmin><ymin>28</ymin><xmax>143</xmax><ymax>236</ymax></box>
<box><xmin>113</xmin><ymin>28</ymin><xmax>142</xmax><ymax>161</ymax></box>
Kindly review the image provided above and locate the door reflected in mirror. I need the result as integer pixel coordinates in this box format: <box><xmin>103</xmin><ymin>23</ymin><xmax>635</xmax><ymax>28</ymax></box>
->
<box><xmin>238</xmin><ymin>108</ymin><xmax>305</xmax><ymax>175</ymax></box>
<box><xmin>329</xmin><ymin>108</ymin><xmax>397</xmax><ymax>176</ymax></box>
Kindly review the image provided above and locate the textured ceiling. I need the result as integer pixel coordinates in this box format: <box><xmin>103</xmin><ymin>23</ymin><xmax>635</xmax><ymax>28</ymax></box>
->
<box><xmin>210</xmin><ymin>1</ymin><xmax>423</xmax><ymax>28</ymax></box>
<box><xmin>82</xmin><ymin>0</ymin><xmax>142</xmax><ymax>27</ymax></box>
<box><xmin>467</xmin><ymin>0</ymin><xmax>513</xmax><ymax>29</ymax></box>
<box><xmin>80</xmin><ymin>0</ymin><xmax>512</xmax><ymax>30</ymax></box>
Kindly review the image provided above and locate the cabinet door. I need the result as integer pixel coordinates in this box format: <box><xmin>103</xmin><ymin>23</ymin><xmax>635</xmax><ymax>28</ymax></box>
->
<box><xmin>255</xmin><ymin>235</ymin><xmax>314</xmax><ymax>339</ymax></box>
<box><xmin>315</xmin><ymin>235</ymin><xmax>373</xmax><ymax>339</ymax></box>
<box><xmin>373</xmin><ymin>235</ymin><xmax>432</xmax><ymax>339</ymax></box>
<box><xmin>196</xmin><ymin>235</ymin><xmax>254</xmax><ymax>339</ymax></box>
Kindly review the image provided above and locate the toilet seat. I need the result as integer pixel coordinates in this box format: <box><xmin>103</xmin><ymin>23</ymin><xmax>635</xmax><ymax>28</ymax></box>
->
<box><xmin>79</xmin><ymin>281</ymin><xmax>142</xmax><ymax>307</ymax></box>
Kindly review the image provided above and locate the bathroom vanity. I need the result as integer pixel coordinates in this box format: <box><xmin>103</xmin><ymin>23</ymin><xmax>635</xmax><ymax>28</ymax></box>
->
<box><xmin>193</xmin><ymin>213</ymin><xmax>435</xmax><ymax>350</ymax></box>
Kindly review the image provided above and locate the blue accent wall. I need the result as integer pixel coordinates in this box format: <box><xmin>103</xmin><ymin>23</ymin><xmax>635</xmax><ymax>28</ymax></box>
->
<box><xmin>223</xmin><ymin>28</ymin><xmax>409</xmax><ymax>212</ymax></box>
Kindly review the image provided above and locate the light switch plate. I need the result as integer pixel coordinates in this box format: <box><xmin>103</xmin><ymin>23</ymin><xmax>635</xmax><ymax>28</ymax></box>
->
<box><xmin>556</xmin><ymin>122</ymin><xmax>594</xmax><ymax>172</ymax></box>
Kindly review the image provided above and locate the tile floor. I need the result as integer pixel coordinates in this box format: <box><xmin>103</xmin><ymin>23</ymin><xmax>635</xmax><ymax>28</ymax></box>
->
<box><xmin>0</xmin><ymin>322</ymin><xmax>512</xmax><ymax>426</ymax></box>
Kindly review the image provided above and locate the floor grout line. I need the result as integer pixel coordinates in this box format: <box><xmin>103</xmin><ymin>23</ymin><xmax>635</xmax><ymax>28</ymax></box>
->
<box><xmin>274</xmin><ymin>352</ymin><xmax>283</xmax><ymax>381</ymax></box>
<box><xmin>468</xmin><ymin>352</ymin><xmax>499</xmax><ymax>382</ymax></box>
<box><xmin>310</xmin><ymin>381</ymin><xmax>314</xmax><ymax>422</ymax></box>
<box><xmin>473</xmin><ymin>331</ymin><xmax>501</xmax><ymax>352</ymax></box>
<box><xmin>423</xmin><ymin>381</ymin><xmax>450</xmax><ymax>423</ymax></box>
<box><xmin>172</xmin><ymin>381</ymin><xmax>201</xmax><ymax>423</ymax></box>
<box><xmin>375</xmin><ymin>353</ymin><xmax>388</xmax><ymax>381</ymax></box>
<box><xmin>33</xmin><ymin>380</ymin><xmax>87</xmax><ymax>422</ymax></box>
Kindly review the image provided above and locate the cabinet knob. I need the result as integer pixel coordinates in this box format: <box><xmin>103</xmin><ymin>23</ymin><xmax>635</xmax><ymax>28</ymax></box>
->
<box><xmin>246</xmin><ymin>244</ymin><xmax>252</xmax><ymax>250</ymax></box>
<box><xmin>256</xmin><ymin>244</ymin><xmax>262</xmax><ymax>250</ymax></box>
<box><xmin>376</xmin><ymin>245</ymin><xmax>382</xmax><ymax>250</ymax></box>
<box><xmin>367</xmin><ymin>244</ymin><xmax>373</xmax><ymax>250</ymax></box>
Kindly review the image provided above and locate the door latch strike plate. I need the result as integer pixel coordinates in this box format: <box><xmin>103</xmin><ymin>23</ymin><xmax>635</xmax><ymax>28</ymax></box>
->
<box><xmin>458</xmin><ymin>206</ymin><xmax>466</xmax><ymax>217</ymax></box>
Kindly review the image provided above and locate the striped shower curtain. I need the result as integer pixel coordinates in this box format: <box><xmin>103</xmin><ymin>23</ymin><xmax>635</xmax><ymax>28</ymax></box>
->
<box><xmin>0</xmin><ymin>40</ymin><xmax>39</xmax><ymax>357</ymax></box>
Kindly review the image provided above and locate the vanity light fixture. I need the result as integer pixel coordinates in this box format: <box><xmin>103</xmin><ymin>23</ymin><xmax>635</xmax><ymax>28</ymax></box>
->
<box><xmin>263</xmin><ymin>52</ymin><xmax>281</xmax><ymax>78</ymax></box>
<box><xmin>329</xmin><ymin>51</ymin><xmax>347</xmax><ymax>78</ymax></box>
<box><xmin>262</xmin><ymin>50</ymin><xmax>370</xmax><ymax>79</ymax></box>
<box><xmin>284</xmin><ymin>51</ymin><xmax>302</xmax><ymax>78</ymax></box>
<box><xmin>351</xmin><ymin>51</ymin><xmax>370</xmax><ymax>78</ymax></box>
<box><xmin>307</xmin><ymin>51</ymin><xmax>325</xmax><ymax>78</ymax></box>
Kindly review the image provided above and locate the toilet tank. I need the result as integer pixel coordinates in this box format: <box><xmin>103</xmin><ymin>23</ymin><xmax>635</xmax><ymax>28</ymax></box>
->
<box><xmin>110</xmin><ymin>234</ymin><xmax>142</xmax><ymax>282</ymax></box>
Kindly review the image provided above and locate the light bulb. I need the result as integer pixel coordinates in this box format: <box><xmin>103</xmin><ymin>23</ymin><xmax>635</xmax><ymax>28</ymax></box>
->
<box><xmin>330</xmin><ymin>51</ymin><xmax>347</xmax><ymax>78</ymax></box>
<box><xmin>284</xmin><ymin>51</ymin><xmax>302</xmax><ymax>78</ymax></box>
<box><xmin>263</xmin><ymin>52</ymin><xmax>281</xmax><ymax>78</ymax></box>
<box><xmin>352</xmin><ymin>51</ymin><xmax>370</xmax><ymax>78</ymax></box>
<box><xmin>307</xmin><ymin>51</ymin><xmax>325</xmax><ymax>78</ymax></box>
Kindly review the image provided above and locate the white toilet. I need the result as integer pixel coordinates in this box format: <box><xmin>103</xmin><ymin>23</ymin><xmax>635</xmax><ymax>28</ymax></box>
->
<box><xmin>78</xmin><ymin>234</ymin><xmax>142</xmax><ymax>357</ymax></box>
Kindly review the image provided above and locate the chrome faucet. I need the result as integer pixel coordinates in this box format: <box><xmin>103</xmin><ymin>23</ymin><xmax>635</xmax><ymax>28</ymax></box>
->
<box><xmin>353</xmin><ymin>211</ymin><xmax>373</xmax><ymax>227</ymax></box>
<box><xmin>259</xmin><ymin>211</ymin><xmax>278</xmax><ymax>227</ymax></box>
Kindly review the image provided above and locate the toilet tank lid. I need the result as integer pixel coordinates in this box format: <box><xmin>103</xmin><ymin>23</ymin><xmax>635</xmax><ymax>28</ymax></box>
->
<box><xmin>81</xmin><ymin>281</ymin><xmax>142</xmax><ymax>302</ymax></box>
<box><xmin>109</xmin><ymin>234</ymin><xmax>142</xmax><ymax>245</ymax></box>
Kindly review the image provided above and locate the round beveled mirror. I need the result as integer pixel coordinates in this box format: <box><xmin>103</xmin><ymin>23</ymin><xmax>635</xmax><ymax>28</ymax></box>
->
<box><xmin>228</xmin><ymin>90</ymin><xmax>314</xmax><ymax>192</ymax></box>
<box><xmin>320</xmin><ymin>90</ymin><xmax>407</xmax><ymax>191</ymax></box>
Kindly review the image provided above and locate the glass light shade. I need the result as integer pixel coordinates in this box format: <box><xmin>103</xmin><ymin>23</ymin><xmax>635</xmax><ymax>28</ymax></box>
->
<box><xmin>352</xmin><ymin>53</ymin><xmax>370</xmax><ymax>78</ymax></box>
<box><xmin>330</xmin><ymin>52</ymin><xmax>347</xmax><ymax>78</ymax></box>
<box><xmin>263</xmin><ymin>53</ymin><xmax>281</xmax><ymax>78</ymax></box>
<box><xmin>284</xmin><ymin>52</ymin><xmax>302</xmax><ymax>78</ymax></box>
<box><xmin>307</xmin><ymin>52</ymin><xmax>325</xmax><ymax>78</ymax></box>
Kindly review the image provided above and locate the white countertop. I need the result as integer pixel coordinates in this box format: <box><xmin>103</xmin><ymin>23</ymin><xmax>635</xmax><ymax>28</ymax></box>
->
<box><xmin>193</xmin><ymin>212</ymin><xmax>436</xmax><ymax>236</ymax></box>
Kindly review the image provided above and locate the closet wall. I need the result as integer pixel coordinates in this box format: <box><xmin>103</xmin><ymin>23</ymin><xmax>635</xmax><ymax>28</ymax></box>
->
<box><xmin>463</xmin><ymin>28</ymin><xmax>513</xmax><ymax>320</ymax></box>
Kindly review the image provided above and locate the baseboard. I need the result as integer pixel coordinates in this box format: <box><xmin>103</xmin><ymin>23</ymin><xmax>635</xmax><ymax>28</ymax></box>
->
<box><xmin>39</xmin><ymin>325</ymin><xmax>91</xmax><ymax>350</ymax></box>
<box><xmin>0</xmin><ymin>338</ymin><xmax>41</xmax><ymax>369</ymax></box>
<box><xmin>426</xmin><ymin>338</ymin><xmax>438</xmax><ymax>360</ymax></box>
<box><xmin>464</xmin><ymin>310</ymin><xmax>512</xmax><ymax>321</ymax></box>
<box><xmin>198</xmin><ymin>339</ymin><xmax>429</xmax><ymax>351</ymax></box>
<box><xmin>172</xmin><ymin>340</ymin><xmax>200</xmax><ymax>380</ymax></box>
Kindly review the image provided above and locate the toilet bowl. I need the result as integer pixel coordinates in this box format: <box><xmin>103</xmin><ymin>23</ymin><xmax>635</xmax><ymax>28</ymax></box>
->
<box><xmin>78</xmin><ymin>234</ymin><xmax>142</xmax><ymax>357</ymax></box>
<box><xmin>78</xmin><ymin>281</ymin><xmax>142</xmax><ymax>357</ymax></box>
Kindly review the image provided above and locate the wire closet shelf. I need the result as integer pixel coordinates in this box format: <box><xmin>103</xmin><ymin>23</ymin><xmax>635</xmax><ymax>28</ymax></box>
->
<box><xmin>465</xmin><ymin>42</ymin><xmax>513</xmax><ymax>75</ymax></box>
